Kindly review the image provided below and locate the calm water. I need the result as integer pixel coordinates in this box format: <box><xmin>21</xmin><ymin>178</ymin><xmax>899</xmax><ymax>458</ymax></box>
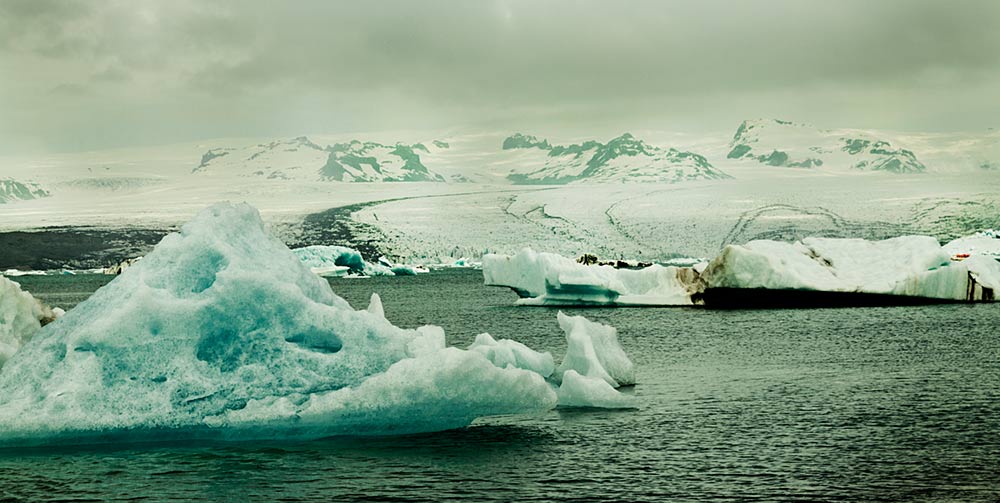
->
<box><xmin>3</xmin><ymin>269</ymin><xmax>1000</xmax><ymax>502</ymax></box>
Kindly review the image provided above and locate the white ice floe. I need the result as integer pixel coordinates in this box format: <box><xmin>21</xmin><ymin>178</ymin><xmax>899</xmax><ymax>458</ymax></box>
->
<box><xmin>366</xmin><ymin>293</ymin><xmax>385</xmax><ymax>319</ymax></box>
<box><xmin>555</xmin><ymin>312</ymin><xmax>635</xmax><ymax>387</ymax></box>
<box><xmin>556</xmin><ymin>370</ymin><xmax>635</xmax><ymax>409</ymax></box>
<box><xmin>701</xmin><ymin>236</ymin><xmax>999</xmax><ymax>301</ymax></box>
<box><xmin>0</xmin><ymin>277</ymin><xmax>61</xmax><ymax>368</ymax></box>
<box><xmin>2</xmin><ymin>269</ymin><xmax>46</xmax><ymax>277</ymax></box>
<box><xmin>467</xmin><ymin>332</ymin><xmax>556</xmax><ymax>379</ymax></box>
<box><xmin>389</xmin><ymin>264</ymin><xmax>430</xmax><ymax>276</ymax></box>
<box><xmin>0</xmin><ymin>203</ymin><xmax>573</xmax><ymax>446</ymax></box>
<box><xmin>482</xmin><ymin>248</ymin><xmax>698</xmax><ymax>306</ymax></box>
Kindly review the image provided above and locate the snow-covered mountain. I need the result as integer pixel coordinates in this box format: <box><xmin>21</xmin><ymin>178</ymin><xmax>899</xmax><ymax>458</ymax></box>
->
<box><xmin>193</xmin><ymin>136</ymin><xmax>445</xmax><ymax>182</ymax></box>
<box><xmin>725</xmin><ymin>119</ymin><xmax>927</xmax><ymax>173</ymax></box>
<box><xmin>503</xmin><ymin>133</ymin><xmax>730</xmax><ymax>184</ymax></box>
<box><xmin>0</xmin><ymin>179</ymin><xmax>48</xmax><ymax>204</ymax></box>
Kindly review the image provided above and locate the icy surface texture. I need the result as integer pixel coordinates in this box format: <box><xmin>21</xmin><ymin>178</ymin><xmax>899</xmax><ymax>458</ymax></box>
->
<box><xmin>702</xmin><ymin>236</ymin><xmax>999</xmax><ymax>301</ymax></box>
<box><xmin>367</xmin><ymin>293</ymin><xmax>385</xmax><ymax>318</ymax></box>
<box><xmin>0</xmin><ymin>277</ymin><xmax>60</xmax><ymax>368</ymax></box>
<box><xmin>556</xmin><ymin>370</ymin><xmax>635</xmax><ymax>409</ymax></box>
<box><xmin>944</xmin><ymin>230</ymin><xmax>1000</xmax><ymax>260</ymax></box>
<box><xmin>555</xmin><ymin>312</ymin><xmax>636</xmax><ymax>387</ymax></box>
<box><xmin>0</xmin><ymin>203</ymin><xmax>557</xmax><ymax>446</ymax></box>
<box><xmin>292</xmin><ymin>245</ymin><xmax>393</xmax><ymax>276</ymax></box>
<box><xmin>483</xmin><ymin>248</ymin><xmax>695</xmax><ymax>306</ymax></box>
<box><xmin>467</xmin><ymin>333</ymin><xmax>555</xmax><ymax>378</ymax></box>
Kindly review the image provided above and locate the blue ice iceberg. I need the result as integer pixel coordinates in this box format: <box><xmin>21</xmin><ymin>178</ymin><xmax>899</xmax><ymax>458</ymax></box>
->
<box><xmin>292</xmin><ymin>245</ymin><xmax>392</xmax><ymax>277</ymax></box>
<box><xmin>0</xmin><ymin>203</ymin><xmax>560</xmax><ymax>446</ymax></box>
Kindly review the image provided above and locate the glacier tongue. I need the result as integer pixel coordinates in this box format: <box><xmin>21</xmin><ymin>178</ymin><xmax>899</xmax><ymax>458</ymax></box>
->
<box><xmin>0</xmin><ymin>202</ymin><xmax>561</xmax><ymax>446</ymax></box>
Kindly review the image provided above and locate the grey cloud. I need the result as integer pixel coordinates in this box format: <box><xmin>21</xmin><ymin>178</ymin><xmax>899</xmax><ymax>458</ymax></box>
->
<box><xmin>1</xmin><ymin>0</ymin><xmax>999</xmax><ymax>153</ymax></box>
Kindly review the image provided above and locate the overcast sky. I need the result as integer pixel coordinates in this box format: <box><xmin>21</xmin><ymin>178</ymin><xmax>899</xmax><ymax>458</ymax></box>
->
<box><xmin>1</xmin><ymin>0</ymin><xmax>999</xmax><ymax>153</ymax></box>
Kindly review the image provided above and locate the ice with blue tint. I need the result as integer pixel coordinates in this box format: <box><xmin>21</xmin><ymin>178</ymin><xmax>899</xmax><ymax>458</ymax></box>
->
<box><xmin>292</xmin><ymin>245</ymin><xmax>393</xmax><ymax>276</ymax></box>
<box><xmin>0</xmin><ymin>203</ymin><xmax>558</xmax><ymax>446</ymax></box>
<box><xmin>483</xmin><ymin>248</ymin><xmax>696</xmax><ymax>306</ymax></box>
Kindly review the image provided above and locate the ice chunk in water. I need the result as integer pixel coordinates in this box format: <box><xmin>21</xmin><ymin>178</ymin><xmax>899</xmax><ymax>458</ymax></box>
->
<box><xmin>367</xmin><ymin>293</ymin><xmax>385</xmax><ymax>319</ymax></box>
<box><xmin>555</xmin><ymin>312</ymin><xmax>635</xmax><ymax>387</ymax></box>
<box><xmin>483</xmin><ymin>248</ymin><xmax>696</xmax><ymax>306</ymax></box>
<box><xmin>557</xmin><ymin>370</ymin><xmax>636</xmax><ymax>409</ymax></box>
<box><xmin>293</xmin><ymin>245</ymin><xmax>393</xmax><ymax>276</ymax></box>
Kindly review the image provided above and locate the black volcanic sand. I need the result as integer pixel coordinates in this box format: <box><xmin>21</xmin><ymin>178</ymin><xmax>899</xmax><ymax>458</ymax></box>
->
<box><xmin>0</xmin><ymin>202</ymin><xmax>388</xmax><ymax>271</ymax></box>
<box><xmin>0</xmin><ymin>227</ymin><xmax>172</xmax><ymax>270</ymax></box>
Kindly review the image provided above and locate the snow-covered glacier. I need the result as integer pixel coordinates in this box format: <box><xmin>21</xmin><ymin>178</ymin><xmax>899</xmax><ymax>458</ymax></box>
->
<box><xmin>0</xmin><ymin>203</ymin><xmax>640</xmax><ymax>447</ymax></box>
<box><xmin>482</xmin><ymin>248</ymin><xmax>699</xmax><ymax>306</ymax></box>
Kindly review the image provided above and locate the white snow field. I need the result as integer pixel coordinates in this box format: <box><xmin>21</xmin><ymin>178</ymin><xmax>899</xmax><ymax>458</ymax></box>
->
<box><xmin>483</xmin><ymin>248</ymin><xmax>697</xmax><ymax>306</ymax></box>
<box><xmin>0</xmin><ymin>203</ymin><xmax>638</xmax><ymax>446</ymax></box>
<box><xmin>1</xmin><ymin>124</ymin><xmax>998</xmax><ymax>281</ymax></box>
<box><xmin>354</xmin><ymin>173</ymin><xmax>1000</xmax><ymax>264</ymax></box>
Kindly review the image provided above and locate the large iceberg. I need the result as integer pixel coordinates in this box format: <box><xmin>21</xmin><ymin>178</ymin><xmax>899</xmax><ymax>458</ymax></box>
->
<box><xmin>0</xmin><ymin>203</ymin><xmax>570</xmax><ymax>446</ymax></box>
<box><xmin>482</xmin><ymin>248</ymin><xmax>698</xmax><ymax>306</ymax></box>
<box><xmin>700</xmin><ymin>236</ymin><xmax>999</xmax><ymax>304</ymax></box>
<box><xmin>486</xmin><ymin>236</ymin><xmax>999</xmax><ymax>308</ymax></box>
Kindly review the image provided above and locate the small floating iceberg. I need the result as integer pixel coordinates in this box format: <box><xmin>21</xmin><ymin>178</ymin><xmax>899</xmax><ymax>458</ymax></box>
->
<box><xmin>292</xmin><ymin>245</ymin><xmax>393</xmax><ymax>277</ymax></box>
<box><xmin>482</xmin><ymin>248</ymin><xmax>699</xmax><ymax>306</ymax></box>
<box><xmin>0</xmin><ymin>203</ymin><xmax>620</xmax><ymax>447</ymax></box>
<box><xmin>552</xmin><ymin>313</ymin><xmax>636</xmax><ymax>409</ymax></box>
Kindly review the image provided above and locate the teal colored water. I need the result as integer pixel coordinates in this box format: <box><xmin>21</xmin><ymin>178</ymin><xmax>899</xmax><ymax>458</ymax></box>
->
<box><xmin>3</xmin><ymin>269</ymin><xmax>999</xmax><ymax>502</ymax></box>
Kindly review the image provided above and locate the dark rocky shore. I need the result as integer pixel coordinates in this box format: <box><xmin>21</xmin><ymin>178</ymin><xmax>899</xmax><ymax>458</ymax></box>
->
<box><xmin>0</xmin><ymin>202</ymin><xmax>389</xmax><ymax>271</ymax></box>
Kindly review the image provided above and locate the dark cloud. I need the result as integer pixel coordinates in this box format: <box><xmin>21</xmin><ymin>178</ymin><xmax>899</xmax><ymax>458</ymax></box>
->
<box><xmin>1</xmin><ymin>0</ymin><xmax>999</xmax><ymax>153</ymax></box>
